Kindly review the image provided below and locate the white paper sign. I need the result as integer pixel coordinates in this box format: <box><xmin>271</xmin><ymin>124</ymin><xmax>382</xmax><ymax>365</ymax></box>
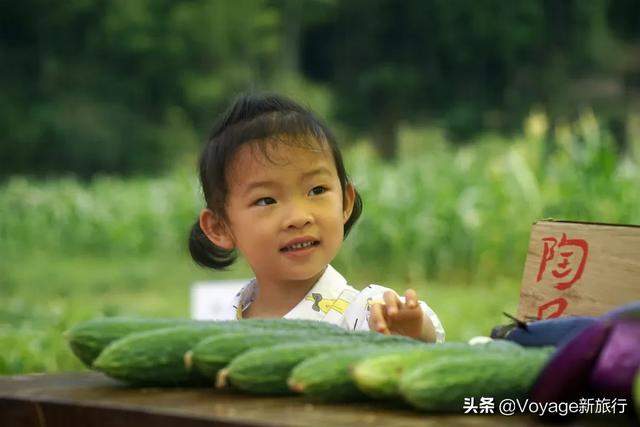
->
<box><xmin>190</xmin><ymin>279</ymin><xmax>249</xmax><ymax>320</ymax></box>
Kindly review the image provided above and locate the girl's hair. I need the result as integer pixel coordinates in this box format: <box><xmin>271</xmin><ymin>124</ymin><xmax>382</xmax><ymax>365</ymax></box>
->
<box><xmin>189</xmin><ymin>92</ymin><xmax>363</xmax><ymax>270</ymax></box>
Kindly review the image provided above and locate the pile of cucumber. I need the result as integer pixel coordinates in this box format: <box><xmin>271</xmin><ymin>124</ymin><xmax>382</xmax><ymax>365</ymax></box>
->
<box><xmin>65</xmin><ymin>317</ymin><xmax>554</xmax><ymax>412</ymax></box>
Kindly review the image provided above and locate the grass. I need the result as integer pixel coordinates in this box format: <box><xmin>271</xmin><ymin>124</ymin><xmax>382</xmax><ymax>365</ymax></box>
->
<box><xmin>0</xmin><ymin>250</ymin><xmax>519</xmax><ymax>375</ymax></box>
<box><xmin>0</xmin><ymin>249</ymin><xmax>258</xmax><ymax>374</ymax></box>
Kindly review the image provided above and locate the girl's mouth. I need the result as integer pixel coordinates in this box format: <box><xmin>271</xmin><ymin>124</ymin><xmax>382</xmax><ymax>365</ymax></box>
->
<box><xmin>280</xmin><ymin>240</ymin><xmax>320</xmax><ymax>253</ymax></box>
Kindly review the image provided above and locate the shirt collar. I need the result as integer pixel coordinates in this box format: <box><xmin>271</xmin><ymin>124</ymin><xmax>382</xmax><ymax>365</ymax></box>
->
<box><xmin>235</xmin><ymin>264</ymin><xmax>349</xmax><ymax>319</ymax></box>
<box><xmin>283</xmin><ymin>264</ymin><xmax>350</xmax><ymax>320</ymax></box>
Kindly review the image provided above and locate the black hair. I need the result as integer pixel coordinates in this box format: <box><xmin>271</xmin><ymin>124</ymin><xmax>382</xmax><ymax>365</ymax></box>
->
<box><xmin>189</xmin><ymin>92</ymin><xmax>363</xmax><ymax>270</ymax></box>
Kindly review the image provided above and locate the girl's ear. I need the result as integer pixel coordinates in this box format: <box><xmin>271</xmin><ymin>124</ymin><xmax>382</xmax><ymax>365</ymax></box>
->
<box><xmin>199</xmin><ymin>208</ymin><xmax>235</xmax><ymax>250</ymax></box>
<box><xmin>342</xmin><ymin>182</ymin><xmax>356</xmax><ymax>223</ymax></box>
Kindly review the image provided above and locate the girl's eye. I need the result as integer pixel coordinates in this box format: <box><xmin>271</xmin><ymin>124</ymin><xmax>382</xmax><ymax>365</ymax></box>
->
<box><xmin>255</xmin><ymin>197</ymin><xmax>276</xmax><ymax>206</ymax></box>
<box><xmin>309</xmin><ymin>186</ymin><xmax>327</xmax><ymax>196</ymax></box>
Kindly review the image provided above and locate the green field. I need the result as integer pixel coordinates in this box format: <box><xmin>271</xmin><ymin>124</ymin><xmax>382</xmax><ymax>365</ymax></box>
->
<box><xmin>2</xmin><ymin>117</ymin><xmax>639</xmax><ymax>375</ymax></box>
<box><xmin>0</xmin><ymin>251</ymin><xmax>521</xmax><ymax>374</ymax></box>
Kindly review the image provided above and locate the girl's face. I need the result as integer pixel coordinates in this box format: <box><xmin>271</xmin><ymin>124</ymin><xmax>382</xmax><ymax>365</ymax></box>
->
<box><xmin>220</xmin><ymin>139</ymin><xmax>355</xmax><ymax>283</ymax></box>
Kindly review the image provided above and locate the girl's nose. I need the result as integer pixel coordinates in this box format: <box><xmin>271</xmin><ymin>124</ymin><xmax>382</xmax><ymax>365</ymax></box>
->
<box><xmin>283</xmin><ymin>202</ymin><xmax>314</xmax><ymax>229</ymax></box>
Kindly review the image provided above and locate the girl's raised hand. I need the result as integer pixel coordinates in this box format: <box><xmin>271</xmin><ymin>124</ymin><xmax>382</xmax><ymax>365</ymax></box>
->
<box><xmin>368</xmin><ymin>289</ymin><xmax>424</xmax><ymax>339</ymax></box>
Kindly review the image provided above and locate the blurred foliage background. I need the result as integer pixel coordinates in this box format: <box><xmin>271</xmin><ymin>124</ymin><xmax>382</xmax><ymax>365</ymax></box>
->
<box><xmin>1</xmin><ymin>0</ymin><xmax>640</xmax><ymax>374</ymax></box>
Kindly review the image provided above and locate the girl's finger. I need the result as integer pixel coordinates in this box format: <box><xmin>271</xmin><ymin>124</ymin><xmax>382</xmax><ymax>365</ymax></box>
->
<box><xmin>405</xmin><ymin>288</ymin><xmax>418</xmax><ymax>308</ymax></box>
<box><xmin>370</xmin><ymin>303</ymin><xmax>390</xmax><ymax>334</ymax></box>
<box><xmin>383</xmin><ymin>290</ymin><xmax>400</xmax><ymax>316</ymax></box>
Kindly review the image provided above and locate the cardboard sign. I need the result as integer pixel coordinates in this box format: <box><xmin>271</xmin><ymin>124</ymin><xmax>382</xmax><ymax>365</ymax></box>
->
<box><xmin>517</xmin><ymin>220</ymin><xmax>640</xmax><ymax>320</ymax></box>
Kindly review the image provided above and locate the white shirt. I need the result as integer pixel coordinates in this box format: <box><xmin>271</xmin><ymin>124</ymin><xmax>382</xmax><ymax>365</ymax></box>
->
<box><xmin>217</xmin><ymin>264</ymin><xmax>445</xmax><ymax>343</ymax></box>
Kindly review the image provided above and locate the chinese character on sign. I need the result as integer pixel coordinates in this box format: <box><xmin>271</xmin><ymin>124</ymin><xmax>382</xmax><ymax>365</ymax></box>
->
<box><xmin>463</xmin><ymin>397</ymin><xmax>479</xmax><ymax>414</ymax></box>
<box><xmin>536</xmin><ymin>233</ymin><xmax>589</xmax><ymax>290</ymax></box>
<box><xmin>537</xmin><ymin>297</ymin><xmax>568</xmax><ymax>319</ymax></box>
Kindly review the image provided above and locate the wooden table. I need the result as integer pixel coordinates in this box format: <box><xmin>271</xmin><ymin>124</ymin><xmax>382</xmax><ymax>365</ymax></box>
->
<box><xmin>0</xmin><ymin>373</ymin><xmax>633</xmax><ymax>426</ymax></box>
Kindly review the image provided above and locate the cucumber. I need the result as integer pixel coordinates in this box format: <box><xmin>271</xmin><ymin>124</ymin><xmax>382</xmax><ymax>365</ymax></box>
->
<box><xmin>352</xmin><ymin>340</ymin><xmax>526</xmax><ymax>400</ymax></box>
<box><xmin>287</xmin><ymin>343</ymin><xmax>423</xmax><ymax>402</ymax></box>
<box><xmin>67</xmin><ymin>316</ymin><xmax>343</xmax><ymax>368</ymax></box>
<box><xmin>187</xmin><ymin>328</ymin><xmax>351</xmax><ymax>380</ymax></box>
<box><xmin>93</xmin><ymin>323</ymin><xmax>237</xmax><ymax>386</ymax></box>
<box><xmin>398</xmin><ymin>349</ymin><xmax>553</xmax><ymax>412</ymax></box>
<box><xmin>220</xmin><ymin>332</ymin><xmax>420</xmax><ymax>395</ymax></box>
<box><xmin>92</xmin><ymin>318</ymin><xmax>346</xmax><ymax>386</ymax></box>
<box><xmin>64</xmin><ymin>317</ymin><xmax>199</xmax><ymax>367</ymax></box>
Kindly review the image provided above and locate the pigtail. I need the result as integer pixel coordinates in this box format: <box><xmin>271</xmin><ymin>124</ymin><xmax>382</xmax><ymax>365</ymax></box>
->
<box><xmin>188</xmin><ymin>220</ymin><xmax>236</xmax><ymax>269</ymax></box>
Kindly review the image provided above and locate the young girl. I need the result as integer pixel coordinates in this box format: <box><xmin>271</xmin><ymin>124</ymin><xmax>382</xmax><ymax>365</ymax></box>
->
<box><xmin>189</xmin><ymin>93</ymin><xmax>445</xmax><ymax>343</ymax></box>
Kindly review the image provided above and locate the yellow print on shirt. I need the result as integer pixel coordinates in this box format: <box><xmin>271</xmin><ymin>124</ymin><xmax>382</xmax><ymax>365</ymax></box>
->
<box><xmin>305</xmin><ymin>293</ymin><xmax>350</xmax><ymax>314</ymax></box>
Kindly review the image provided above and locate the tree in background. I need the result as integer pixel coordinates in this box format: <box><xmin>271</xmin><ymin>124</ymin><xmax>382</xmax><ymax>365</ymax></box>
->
<box><xmin>0</xmin><ymin>0</ymin><xmax>280</xmax><ymax>177</ymax></box>
<box><xmin>2</xmin><ymin>0</ymin><xmax>638</xmax><ymax>173</ymax></box>
<box><xmin>606</xmin><ymin>0</ymin><xmax>640</xmax><ymax>155</ymax></box>
<box><xmin>302</xmin><ymin>0</ymin><xmax>631</xmax><ymax>159</ymax></box>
